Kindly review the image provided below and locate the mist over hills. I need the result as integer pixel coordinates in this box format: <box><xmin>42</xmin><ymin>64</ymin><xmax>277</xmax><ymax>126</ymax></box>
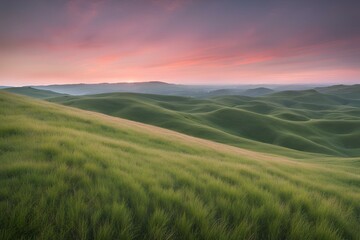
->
<box><xmin>34</xmin><ymin>81</ymin><xmax>189</xmax><ymax>96</ymax></box>
<box><xmin>3</xmin><ymin>87</ymin><xmax>66</xmax><ymax>99</ymax></box>
<box><xmin>207</xmin><ymin>87</ymin><xmax>275</xmax><ymax>97</ymax></box>
<box><xmin>28</xmin><ymin>81</ymin><xmax>328</xmax><ymax>97</ymax></box>
<box><xmin>316</xmin><ymin>84</ymin><xmax>360</xmax><ymax>100</ymax></box>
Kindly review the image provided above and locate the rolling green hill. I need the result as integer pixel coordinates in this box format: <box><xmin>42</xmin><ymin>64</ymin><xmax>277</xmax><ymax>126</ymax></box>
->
<box><xmin>3</xmin><ymin>87</ymin><xmax>66</xmax><ymax>99</ymax></box>
<box><xmin>206</xmin><ymin>87</ymin><xmax>274</xmax><ymax>97</ymax></box>
<box><xmin>49</xmin><ymin>90</ymin><xmax>360</xmax><ymax>157</ymax></box>
<box><xmin>315</xmin><ymin>84</ymin><xmax>360</xmax><ymax>100</ymax></box>
<box><xmin>1</xmin><ymin>92</ymin><xmax>359</xmax><ymax>239</ymax></box>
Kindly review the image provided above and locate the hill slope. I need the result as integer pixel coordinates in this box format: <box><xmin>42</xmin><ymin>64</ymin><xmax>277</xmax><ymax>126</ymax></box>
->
<box><xmin>316</xmin><ymin>84</ymin><xmax>360</xmax><ymax>100</ymax></box>
<box><xmin>49</xmin><ymin>91</ymin><xmax>360</xmax><ymax>157</ymax></box>
<box><xmin>1</xmin><ymin>92</ymin><xmax>359</xmax><ymax>239</ymax></box>
<box><xmin>3</xmin><ymin>87</ymin><xmax>66</xmax><ymax>99</ymax></box>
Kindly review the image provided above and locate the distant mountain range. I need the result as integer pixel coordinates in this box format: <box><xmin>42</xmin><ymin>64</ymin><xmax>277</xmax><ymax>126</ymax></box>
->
<box><xmin>208</xmin><ymin>87</ymin><xmax>275</xmax><ymax>97</ymax></box>
<box><xmin>6</xmin><ymin>81</ymin><xmax>333</xmax><ymax>97</ymax></box>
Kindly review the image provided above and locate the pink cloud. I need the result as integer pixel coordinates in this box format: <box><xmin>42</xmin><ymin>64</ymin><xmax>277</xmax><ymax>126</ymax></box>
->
<box><xmin>0</xmin><ymin>0</ymin><xmax>359</xmax><ymax>86</ymax></box>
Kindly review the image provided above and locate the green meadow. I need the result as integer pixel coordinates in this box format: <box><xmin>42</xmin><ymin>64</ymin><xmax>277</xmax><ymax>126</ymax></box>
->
<box><xmin>0</xmin><ymin>92</ymin><xmax>359</xmax><ymax>239</ymax></box>
<box><xmin>49</xmin><ymin>89</ymin><xmax>360</xmax><ymax>157</ymax></box>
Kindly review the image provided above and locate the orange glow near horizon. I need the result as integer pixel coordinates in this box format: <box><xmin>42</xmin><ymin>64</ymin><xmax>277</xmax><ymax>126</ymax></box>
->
<box><xmin>0</xmin><ymin>0</ymin><xmax>359</xmax><ymax>86</ymax></box>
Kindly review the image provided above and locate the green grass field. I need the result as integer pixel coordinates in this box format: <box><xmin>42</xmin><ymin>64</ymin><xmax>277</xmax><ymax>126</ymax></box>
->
<box><xmin>48</xmin><ymin>90</ymin><xmax>360</xmax><ymax>157</ymax></box>
<box><xmin>1</xmin><ymin>92</ymin><xmax>359</xmax><ymax>239</ymax></box>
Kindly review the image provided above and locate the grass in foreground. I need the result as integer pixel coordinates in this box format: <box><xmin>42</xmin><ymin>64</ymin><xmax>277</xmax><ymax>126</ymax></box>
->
<box><xmin>0</xmin><ymin>92</ymin><xmax>359</xmax><ymax>239</ymax></box>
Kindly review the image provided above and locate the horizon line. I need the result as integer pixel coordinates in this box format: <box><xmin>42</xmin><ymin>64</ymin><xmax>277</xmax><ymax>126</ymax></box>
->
<box><xmin>3</xmin><ymin>80</ymin><xmax>356</xmax><ymax>88</ymax></box>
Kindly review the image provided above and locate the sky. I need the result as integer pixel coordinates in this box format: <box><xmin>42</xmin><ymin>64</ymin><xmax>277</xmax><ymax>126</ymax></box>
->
<box><xmin>0</xmin><ymin>0</ymin><xmax>359</xmax><ymax>86</ymax></box>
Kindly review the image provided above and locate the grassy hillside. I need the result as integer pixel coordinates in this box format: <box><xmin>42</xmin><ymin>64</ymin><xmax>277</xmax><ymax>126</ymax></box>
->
<box><xmin>316</xmin><ymin>84</ymin><xmax>360</xmax><ymax>100</ymax></box>
<box><xmin>49</xmin><ymin>90</ymin><xmax>360</xmax><ymax>157</ymax></box>
<box><xmin>3</xmin><ymin>87</ymin><xmax>66</xmax><ymax>99</ymax></box>
<box><xmin>207</xmin><ymin>87</ymin><xmax>274</xmax><ymax>97</ymax></box>
<box><xmin>1</xmin><ymin>92</ymin><xmax>359</xmax><ymax>239</ymax></box>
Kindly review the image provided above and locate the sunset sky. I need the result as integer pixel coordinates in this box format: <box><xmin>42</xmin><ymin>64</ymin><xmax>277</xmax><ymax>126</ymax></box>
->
<box><xmin>0</xmin><ymin>0</ymin><xmax>359</xmax><ymax>86</ymax></box>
